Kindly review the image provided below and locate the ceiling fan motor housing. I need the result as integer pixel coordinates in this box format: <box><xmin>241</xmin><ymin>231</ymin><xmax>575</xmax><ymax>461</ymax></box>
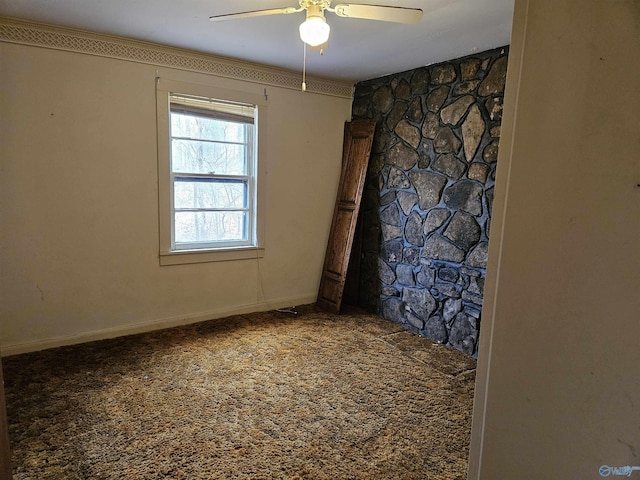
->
<box><xmin>299</xmin><ymin>0</ymin><xmax>332</xmax><ymax>10</ymax></box>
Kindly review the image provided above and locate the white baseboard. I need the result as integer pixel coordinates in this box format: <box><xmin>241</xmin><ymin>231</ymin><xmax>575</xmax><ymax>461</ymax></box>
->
<box><xmin>2</xmin><ymin>294</ymin><xmax>316</xmax><ymax>357</ymax></box>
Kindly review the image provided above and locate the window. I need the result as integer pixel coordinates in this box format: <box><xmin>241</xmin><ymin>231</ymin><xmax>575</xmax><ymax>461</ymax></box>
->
<box><xmin>157</xmin><ymin>79</ymin><xmax>266</xmax><ymax>265</ymax></box>
<box><xmin>170</xmin><ymin>95</ymin><xmax>255</xmax><ymax>249</ymax></box>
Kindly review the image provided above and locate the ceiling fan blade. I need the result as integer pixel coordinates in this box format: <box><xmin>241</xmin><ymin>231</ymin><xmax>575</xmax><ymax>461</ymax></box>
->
<box><xmin>332</xmin><ymin>4</ymin><xmax>423</xmax><ymax>24</ymax></box>
<box><xmin>209</xmin><ymin>6</ymin><xmax>301</xmax><ymax>22</ymax></box>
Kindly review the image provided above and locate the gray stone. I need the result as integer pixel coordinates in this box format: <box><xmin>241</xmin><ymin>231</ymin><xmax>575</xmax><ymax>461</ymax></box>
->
<box><xmin>411</xmin><ymin>68</ymin><xmax>430</xmax><ymax>95</ymax></box>
<box><xmin>406</xmin><ymin>311</ymin><xmax>425</xmax><ymax>330</ymax></box>
<box><xmin>403</xmin><ymin>246</ymin><xmax>421</xmax><ymax>266</ymax></box>
<box><xmin>438</xmin><ymin>267</ymin><xmax>459</xmax><ymax>283</ymax></box>
<box><xmin>369</xmin><ymin>153</ymin><xmax>385</xmax><ymax>176</ymax></box>
<box><xmin>381</xmin><ymin>240</ymin><xmax>404</xmax><ymax>263</ymax></box>
<box><xmin>465</xmin><ymin>241</ymin><xmax>489</xmax><ymax>269</ymax></box>
<box><xmin>388</xmin><ymin>142</ymin><xmax>419</xmax><ymax>170</ymax></box>
<box><xmin>402</xmin><ymin>287</ymin><xmax>437</xmax><ymax>319</ymax></box>
<box><xmin>443</xmin><ymin>180</ymin><xmax>483</xmax><ymax>216</ymax></box>
<box><xmin>462</xmin><ymin>338</ymin><xmax>476</xmax><ymax>356</ymax></box>
<box><xmin>426</xmin><ymin>86</ymin><xmax>450</xmax><ymax>112</ymax></box>
<box><xmin>380</xmin><ymin>203</ymin><xmax>401</xmax><ymax>226</ymax></box>
<box><xmin>380</xmin><ymin>190</ymin><xmax>396</xmax><ymax>206</ymax></box>
<box><xmin>395</xmin><ymin>119</ymin><xmax>421</xmax><ymax>149</ymax></box>
<box><xmin>462</xmin><ymin>104</ymin><xmax>485</xmax><ymax>161</ymax></box>
<box><xmin>405</xmin><ymin>211</ymin><xmax>424</xmax><ymax>246</ymax></box>
<box><xmin>478</xmin><ymin>55</ymin><xmax>508</xmax><ymax>96</ymax></box>
<box><xmin>409</xmin><ymin>171</ymin><xmax>447</xmax><ymax>210</ymax></box>
<box><xmin>420</xmin><ymin>257</ymin><xmax>434</xmax><ymax>267</ymax></box>
<box><xmin>467</xmin><ymin>316</ymin><xmax>478</xmax><ymax>331</ymax></box>
<box><xmin>378</xmin><ymin>258</ymin><xmax>396</xmax><ymax>284</ymax></box>
<box><xmin>354</xmin><ymin>85</ymin><xmax>373</xmax><ymax>98</ymax></box>
<box><xmin>382</xmin><ymin>297</ymin><xmax>405</xmax><ymax>324</ymax></box>
<box><xmin>397</xmin><ymin>191</ymin><xmax>418</xmax><ymax>216</ymax></box>
<box><xmin>483</xmin><ymin>140</ymin><xmax>499</xmax><ymax>163</ymax></box>
<box><xmin>449</xmin><ymin>313</ymin><xmax>475</xmax><ymax>355</ymax></box>
<box><xmin>468</xmin><ymin>276</ymin><xmax>485</xmax><ymax>295</ymax></box>
<box><xmin>373</xmin><ymin>129</ymin><xmax>391</xmax><ymax>153</ymax></box>
<box><xmin>387</xmin><ymin>166</ymin><xmax>411</xmax><ymax>189</ymax></box>
<box><xmin>461</xmin><ymin>266</ymin><xmax>481</xmax><ymax>277</ymax></box>
<box><xmin>464</xmin><ymin>306</ymin><xmax>481</xmax><ymax>319</ymax></box>
<box><xmin>432</xmin><ymin>153</ymin><xmax>466</xmax><ymax>179</ymax></box>
<box><xmin>418</xmin><ymin>152</ymin><xmax>431</xmax><ymax>169</ymax></box>
<box><xmin>462</xmin><ymin>290</ymin><xmax>484</xmax><ymax>306</ymax></box>
<box><xmin>351</xmin><ymin>50</ymin><xmax>510</xmax><ymax>350</ymax></box>
<box><xmin>485</xmin><ymin>96</ymin><xmax>503</xmax><ymax>121</ymax></box>
<box><xmin>422</xmin><ymin>234</ymin><xmax>466</xmax><ymax>263</ymax></box>
<box><xmin>440</xmin><ymin>95</ymin><xmax>475</xmax><ymax>126</ymax></box>
<box><xmin>353</xmin><ymin>50</ymin><xmax>509</xmax><ymax>351</ymax></box>
<box><xmin>386</xmin><ymin>101</ymin><xmax>408</xmax><ymax>130</ymax></box>
<box><xmin>486</xmin><ymin>187</ymin><xmax>494</xmax><ymax>217</ymax></box>
<box><xmin>443</xmin><ymin>211</ymin><xmax>481</xmax><ymax>251</ymax></box>
<box><xmin>416</xmin><ymin>266</ymin><xmax>435</xmax><ymax>287</ymax></box>
<box><xmin>461</xmin><ymin>57</ymin><xmax>481</xmax><ymax>80</ymax></box>
<box><xmin>453</xmin><ymin>80</ymin><xmax>481</xmax><ymax>96</ymax></box>
<box><xmin>372</xmin><ymin>85</ymin><xmax>394</xmax><ymax>113</ymax></box>
<box><xmin>352</xmin><ymin>95</ymin><xmax>369</xmax><ymax>117</ymax></box>
<box><xmin>423</xmin><ymin>208</ymin><xmax>451</xmax><ymax>235</ymax></box>
<box><xmin>443</xmin><ymin>298</ymin><xmax>463</xmax><ymax>323</ymax></box>
<box><xmin>421</xmin><ymin>112</ymin><xmax>440</xmax><ymax>139</ymax></box>
<box><xmin>424</xmin><ymin>316</ymin><xmax>448</xmax><ymax>343</ymax></box>
<box><xmin>381</xmin><ymin>223</ymin><xmax>402</xmax><ymax>241</ymax></box>
<box><xmin>407</xmin><ymin>97</ymin><xmax>423</xmax><ymax>123</ymax></box>
<box><xmin>381</xmin><ymin>286</ymin><xmax>400</xmax><ymax>297</ymax></box>
<box><xmin>467</xmin><ymin>162</ymin><xmax>490</xmax><ymax>183</ymax></box>
<box><xmin>457</xmin><ymin>273</ymin><xmax>470</xmax><ymax>289</ymax></box>
<box><xmin>431</xmin><ymin>282</ymin><xmax>461</xmax><ymax>299</ymax></box>
<box><xmin>434</xmin><ymin>126</ymin><xmax>462</xmax><ymax>154</ymax></box>
<box><xmin>396</xmin><ymin>264</ymin><xmax>415</xmax><ymax>286</ymax></box>
<box><xmin>430</xmin><ymin>63</ymin><xmax>457</xmax><ymax>85</ymax></box>
<box><xmin>395</xmin><ymin>78</ymin><xmax>411</xmax><ymax>100</ymax></box>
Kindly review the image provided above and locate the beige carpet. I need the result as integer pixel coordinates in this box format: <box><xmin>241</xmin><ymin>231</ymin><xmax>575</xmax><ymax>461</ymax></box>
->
<box><xmin>3</xmin><ymin>305</ymin><xmax>476</xmax><ymax>479</ymax></box>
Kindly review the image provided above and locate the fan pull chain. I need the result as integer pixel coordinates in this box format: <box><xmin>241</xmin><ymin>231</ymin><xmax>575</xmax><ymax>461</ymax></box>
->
<box><xmin>302</xmin><ymin>42</ymin><xmax>307</xmax><ymax>92</ymax></box>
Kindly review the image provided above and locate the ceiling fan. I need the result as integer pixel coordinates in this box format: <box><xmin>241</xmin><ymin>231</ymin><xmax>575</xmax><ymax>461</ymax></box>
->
<box><xmin>209</xmin><ymin>1</ymin><xmax>423</xmax><ymax>47</ymax></box>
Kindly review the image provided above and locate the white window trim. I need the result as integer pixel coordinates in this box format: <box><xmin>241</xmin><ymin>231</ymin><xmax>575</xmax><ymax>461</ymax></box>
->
<box><xmin>156</xmin><ymin>78</ymin><xmax>267</xmax><ymax>265</ymax></box>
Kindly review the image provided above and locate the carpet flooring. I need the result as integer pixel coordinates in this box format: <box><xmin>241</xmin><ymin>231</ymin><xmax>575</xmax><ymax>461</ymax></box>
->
<box><xmin>3</xmin><ymin>305</ymin><xmax>476</xmax><ymax>479</ymax></box>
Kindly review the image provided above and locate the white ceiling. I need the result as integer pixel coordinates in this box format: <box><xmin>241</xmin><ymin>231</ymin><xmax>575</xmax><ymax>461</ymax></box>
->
<box><xmin>0</xmin><ymin>0</ymin><xmax>514</xmax><ymax>83</ymax></box>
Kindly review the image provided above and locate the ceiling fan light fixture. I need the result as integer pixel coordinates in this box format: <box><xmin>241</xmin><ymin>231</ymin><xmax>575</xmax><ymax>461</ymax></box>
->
<box><xmin>299</xmin><ymin>6</ymin><xmax>330</xmax><ymax>46</ymax></box>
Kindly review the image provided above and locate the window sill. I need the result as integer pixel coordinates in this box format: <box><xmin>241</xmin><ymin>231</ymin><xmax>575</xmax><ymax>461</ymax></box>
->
<box><xmin>160</xmin><ymin>246</ymin><xmax>265</xmax><ymax>266</ymax></box>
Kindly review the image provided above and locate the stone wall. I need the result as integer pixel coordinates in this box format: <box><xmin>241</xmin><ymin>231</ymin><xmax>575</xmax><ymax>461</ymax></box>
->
<box><xmin>351</xmin><ymin>47</ymin><xmax>508</xmax><ymax>357</ymax></box>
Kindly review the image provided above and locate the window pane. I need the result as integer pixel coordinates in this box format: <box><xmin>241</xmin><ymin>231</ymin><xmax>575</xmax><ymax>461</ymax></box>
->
<box><xmin>174</xmin><ymin>179</ymin><xmax>247</xmax><ymax>210</ymax></box>
<box><xmin>171</xmin><ymin>139</ymin><xmax>246</xmax><ymax>175</ymax></box>
<box><xmin>171</xmin><ymin>112</ymin><xmax>247</xmax><ymax>143</ymax></box>
<box><xmin>175</xmin><ymin>211</ymin><xmax>247</xmax><ymax>243</ymax></box>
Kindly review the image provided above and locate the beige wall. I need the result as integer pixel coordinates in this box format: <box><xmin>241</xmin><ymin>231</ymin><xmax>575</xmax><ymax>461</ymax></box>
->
<box><xmin>0</xmin><ymin>42</ymin><xmax>352</xmax><ymax>354</ymax></box>
<box><xmin>469</xmin><ymin>0</ymin><xmax>640</xmax><ymax>478</ymax></box>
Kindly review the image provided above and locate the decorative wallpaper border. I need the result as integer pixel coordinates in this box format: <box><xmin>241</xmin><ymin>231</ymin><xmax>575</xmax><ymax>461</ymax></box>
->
<box><xmin>0</xmin><ymin>17</ymin><xmax>353</xmax><ymax>98</ymax></box>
